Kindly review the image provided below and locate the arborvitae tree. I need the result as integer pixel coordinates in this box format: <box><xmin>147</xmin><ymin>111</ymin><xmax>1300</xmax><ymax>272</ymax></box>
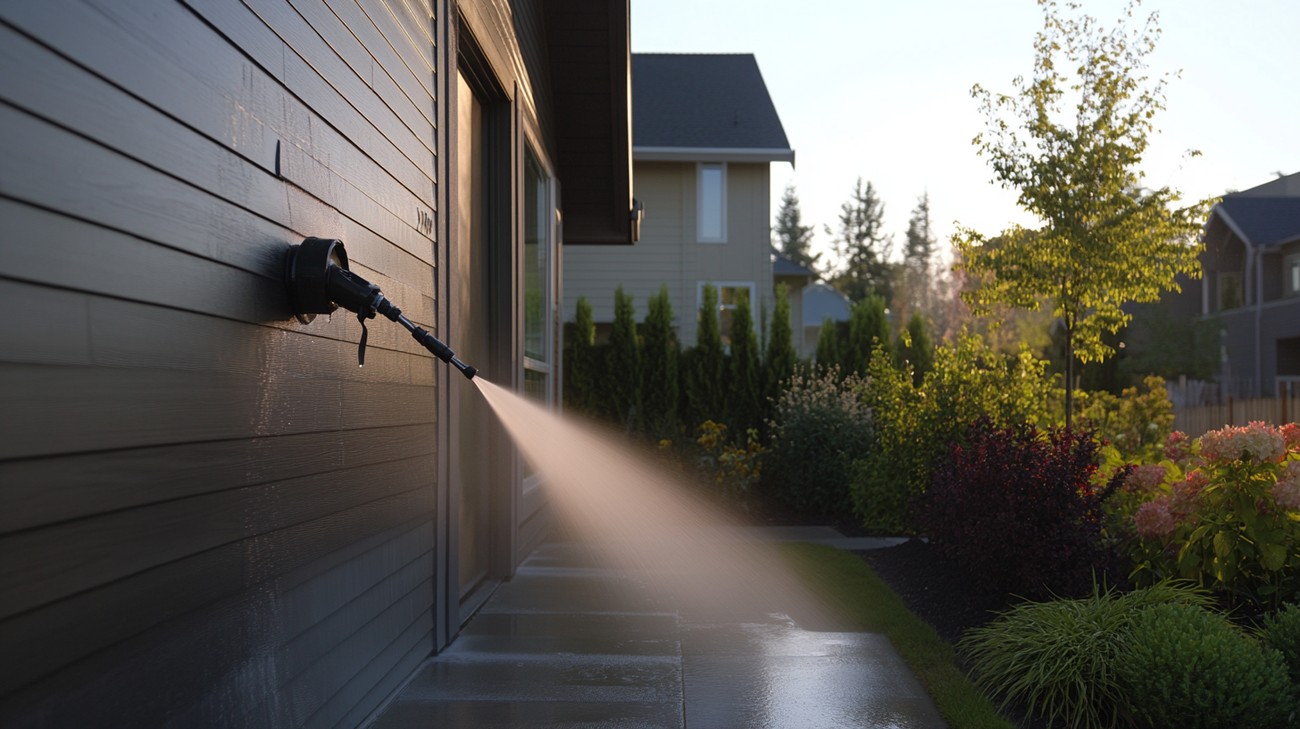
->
<box><xmin>773</xmin><ymin>184</ymin><xmax>819</xmax><ymax>272</ymax></box>
<box><xmin>815</xmin><ymin>317</ymin><xmax>840</xmax><ymax>374</ymax></box>
<box><xmin>828</xmin><ymin>178</ymin><xmax>893</xmax><ymax>304</ymax></box>
<box><xmin>607</xmin><ymin>286</ymin><xmax>641</xmax><ymax>430</ymax></box>
<box><xmin>564</xmin><ymin>297</ymin><xmax>598</xmax><ymax>414</ymax></box>
<box><xmin>683</xmin><ymin>284</ymin><xmax>725</xmax><ymax>428</ymax></box>
<box><xmin>726</xmin><ymin>288</ymin><xmax>761</xmax><ymax>434</ymax></box>
<box><xmin>764</xmin><ymin>283</ymin><xmax>798</xmax><ymax>417</ymax></box>
<box><xmin>894</xmin><ymin>311</ymin><xmax>934</xmax><ymax>387</ymax></box>
<box><xmin>640</xmin><ymin>284</ymin><xmax>679</xmax><ymax>439</ymax></box>
<box><xmin>844</xmin><ymin>294</ymin><xmax>890</xmax><ymax>375</ymax></box>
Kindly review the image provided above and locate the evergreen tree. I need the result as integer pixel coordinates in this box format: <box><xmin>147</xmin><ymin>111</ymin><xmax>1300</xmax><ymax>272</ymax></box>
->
<box><xmin>640</xmin><ymin>285</ymin><xmax>679</xmax><ymax>439</ymax></box>
<box><xmin>726</xmin><ymin>288</ymin><xmax>761</xmax><ymax>434</ymax></box>
<box><xmin>844</xmin><ymin>294</ymin><xmax>890</xmax><ymax>375</ymax></box>
<box><xmin>773</xmin><ymin>184</ymin><xmax>819</xmax><ymax>271</ymax></box>
<box><xmin>828</xmin><ymin>178</ymin><xmax>893</xmax><ymax>304</ymax></box>
<box><xmin>894</xmin><ymin>311</ymin><xmax>934</xmax><ymax>387</ymax></box>
<box><xmin>814</xmin><ymin>317</ymin><xmax>840</xmax><ymax>374</ymax></box>
<box><xmin>764</xmin><ymin>283</ymin><xmax>798</xmax><ymax>418</ymax></box>
<box><xmin>564</xmin><ymin>297</ymin><xmax>598</xmax><ymax>414</ymax></box>
<box><xmin>607</xmin><ymin>286</ymin><xmax>642</xmax><ymax>430</ymax></box>
<box><xmin>898</xmin><ymin>192</ymin><xmax>937</xmax><ymax>323</ymax></box>
<box><xmin>683</xmin><ymin>284</ymin><xmax>725</xmax><ymax>428</ymax></box>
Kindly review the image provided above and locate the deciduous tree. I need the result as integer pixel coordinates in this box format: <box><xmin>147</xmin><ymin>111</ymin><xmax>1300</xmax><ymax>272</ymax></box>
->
<box><xmin>955</xmin><ymin>0</ymin><xmax>1208</xmax><ymax>428</ymax></box>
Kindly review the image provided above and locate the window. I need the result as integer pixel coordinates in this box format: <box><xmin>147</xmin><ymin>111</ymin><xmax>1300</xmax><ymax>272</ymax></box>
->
<box><xmin>1218</xmin><ymin>271</ymin><xmax>1242</xmax><ymax>310</ymax></box>
<box><xmin>523</xmin><ymin>145</ymin><xmax>553</xmax><ymax>403</ymax></box>
<box><xmin>699</xmin><ymin>281</ymin><xmax>755</xmax><ymax>347</ymax></box>
<box><xmin>1287</xmin><ymin>254</ymin><xmax>1300</xmax><ymax>297</ymax></box>
<box><xmin>697</xmin><ymin>163</ymin><xmax>726</xmax><ymax>242</ymax></box>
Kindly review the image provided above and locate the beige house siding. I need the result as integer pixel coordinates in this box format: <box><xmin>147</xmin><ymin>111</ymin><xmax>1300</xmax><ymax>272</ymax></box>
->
<box><xmin>563</xmin><ymin>160</ymin><xmax>774</xmax><ymax>345</ymax></box>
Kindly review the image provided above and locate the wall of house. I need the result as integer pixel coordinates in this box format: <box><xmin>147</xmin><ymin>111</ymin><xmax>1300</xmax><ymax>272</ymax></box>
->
<box><xmin>562</xmin><ymin>160</ymin><xmax>775</xmax><ymax>346</ymax></box>
<box><xmin>0</xmin><ymin>1</ymin><xmax>443</xmax><ymax>726</ymax></box>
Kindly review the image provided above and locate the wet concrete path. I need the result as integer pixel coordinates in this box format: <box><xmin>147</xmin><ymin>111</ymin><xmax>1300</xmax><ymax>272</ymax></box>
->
<box><xmin>370</xmin><ymin>529</ymin><xmax>946</xmax><ymax>728</ymax></box>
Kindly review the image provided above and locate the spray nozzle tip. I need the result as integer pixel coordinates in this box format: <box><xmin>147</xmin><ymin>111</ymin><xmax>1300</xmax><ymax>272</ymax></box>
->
<box><xmin>461</xmin><ymin>365</ymin><xmax>477</xmax><ymax>380</ymax></box>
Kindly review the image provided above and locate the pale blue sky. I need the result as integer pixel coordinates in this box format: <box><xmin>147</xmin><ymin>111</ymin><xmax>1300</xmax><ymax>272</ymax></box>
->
<box><xmin>630</xmin><ymin>0</ymin><xmax>1300</xmax><ymax>269</ymax></box>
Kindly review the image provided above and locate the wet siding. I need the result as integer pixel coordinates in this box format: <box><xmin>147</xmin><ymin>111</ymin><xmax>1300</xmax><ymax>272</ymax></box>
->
<box><xmin>0</xmin><ymin>1</ymin><xmax>440</xmax><ymax>727</ymax></box>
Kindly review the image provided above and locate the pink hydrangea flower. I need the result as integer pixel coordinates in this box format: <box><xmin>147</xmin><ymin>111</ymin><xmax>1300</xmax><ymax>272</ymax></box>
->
<box><xmin>1282</xmin><ymin>423</ymin><xmax>1300</xmax><ymax>451</ymax></box>
<box><xmin>1170</xmin><ymin>475</ymin><xmax>1204</xmax><ymax>519</ymax></box>
<box><xmin>1135</xmin><ymin>497</ymin><xmax>1178</xmax><ymax>540</ymax></box>
<box><xmin>1198</xmin><ymin>422</ymin><xmax>1286</xmax><ymax>464</ymax></box>
<box><xmin>1123</xmin><ymin>464</ymin><xmax>1167</xmax><ymax>494</ymax></box>
<box><xmin>1164</xmin><ymin>430</ymin><xmax>1191</xmax><ymax>463</ymax></box>
<box><xmin>1272</xmin><ymin>480</ymin><xmax>1300</xmax><ymax>511</ymax></box>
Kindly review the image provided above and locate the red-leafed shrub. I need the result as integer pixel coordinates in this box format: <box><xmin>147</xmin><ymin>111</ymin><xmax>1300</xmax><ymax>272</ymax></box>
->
<box><xmin>920</xmin><ymin>418</ymin><xmax>1122</xmax><ymax>599</ymax></box>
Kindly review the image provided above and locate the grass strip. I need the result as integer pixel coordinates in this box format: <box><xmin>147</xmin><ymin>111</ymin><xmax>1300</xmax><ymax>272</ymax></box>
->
<box><xmin>779</xmin><ymin>541</ymin><xmax>1014</xmax><ymax>729</ymax></box>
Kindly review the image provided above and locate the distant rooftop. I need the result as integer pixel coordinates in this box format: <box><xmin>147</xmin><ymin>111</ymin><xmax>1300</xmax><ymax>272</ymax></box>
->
<box><xmin>1209</xmin><ymin>171</ymin><xmax>1300</xmax><ymax>248</ymax></box>
<box><xmin>632</xmin><ymin>53</ymin><xmax>793</xmax><ymax>163</ymax></box>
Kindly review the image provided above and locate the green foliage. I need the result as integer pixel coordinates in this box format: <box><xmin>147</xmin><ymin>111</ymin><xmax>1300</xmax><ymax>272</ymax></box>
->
<box><xmin>641</xmin><ymin>285</ymin><xmax>679</xmax><ymax>440</ymax></box>
<box><xmin>1258</xmin><ymin>603</ymin><xmax>1300</xmax><ymax>695</ymax></box>
<box><xmin>564</xmin><ymin>297</ymin><xmax>600</xmax><ymax>415</ymax></box>
<box><xmin>894</xmin><ymin>312</ymin><xmax>934</xmax><ymax>386</ymax></box>
<box><xmin>607</xmin><ymin>286</ymin><xmax>642</xmax><ymax>430</ymax></box>
<box><xmin>773</xmin><ymin>184</ymin><xmax>819</xmax><ymax>272</ymax></box>
<box><xmin>1119</xmin><ymin>303</ymin><xmax>1221</xmax><ymax>382</ymax></box>
<box><xmin>829</xmin><ymin>178</ymin><xmax>893</xmax><ymax>304</ymax></box>
<box><xmin>1075</xmin><ymin>375</ymin><xmax>1174</xmax><ymax>463</ymax></box>
<box><xmin>764</xmin><ymin>283</ymin><xmax>798</xmax><ymax>416</ymax></box>
<box><xmin>956</xmin><ymin>0</ymin><xmax>1210</xmax><ymax>427</ymax></box>
<box><xmin>852</xmin><ymin>332</ymin><xmax>1060</xmax><ymax>534</ymax></box>
<box><xmin>814</xmin><ymin>317</ymin><xmax>840</xmax><ymax>373</ymax></box>
<box><xmin>960</xmin><ymin>582</ymin><xmax>1212</xmax><ymax>729</ymax></box>
<box><xmin>844</xmin><ymin>294</ymin><xmax>890</xmax><ymax>374</ymax></box>
<box><xmin>683</xmin><ymin>284</ymin><xmax>725</xmax><ymax>429</ymax></box>
<box><xmin>695</xmin><ymin>420</ymin><xmax>763</xmax><ymax>508</ymax></box>
<box><xmin>726</xmin><ymin>288</ymin><xmax>761</xmax><ymax>433</ymax></box>
<box><xmin>761</xmin><ymin>368</ymin><xmax>873</xmax><ymax>520</ymax></box>
<box><xmin>1118</xmin><ymin>602</ymin><xmax>1294</xmax><ymax>729</ymax></box>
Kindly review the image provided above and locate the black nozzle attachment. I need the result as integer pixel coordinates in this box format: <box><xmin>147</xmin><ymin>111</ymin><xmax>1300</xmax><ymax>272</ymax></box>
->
<box><xmin>285</xmin><ymin>238</ymin><xmax>477</xmax><ymax>379</ymax></box>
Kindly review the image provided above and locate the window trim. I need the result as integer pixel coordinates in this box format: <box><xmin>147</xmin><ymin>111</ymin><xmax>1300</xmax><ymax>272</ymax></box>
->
<box><xmin>1286</xmin><ymin>253</ymin><xmax>1300</xmax><ymax>297</ymax></box>
<box><xmin>696</xmin><ymin>162</ymin><xmax>727</xmax><ymax>243</ymax></box>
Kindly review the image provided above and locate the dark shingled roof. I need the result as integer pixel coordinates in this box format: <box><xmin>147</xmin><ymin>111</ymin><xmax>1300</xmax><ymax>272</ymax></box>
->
<box><xmin>632</xmin><ymin>54</ymin><xmax>791</xmax><ymax>152</ymax></box>
<box><xmin>1215</xmin><ymin>196</ymin><xmax>1300</xmax><ymax>248</ymax></box>
<box><xmin>772</xmin><ymin>250</ymin><xmax>817</xmax><ymax>278</ymax></box>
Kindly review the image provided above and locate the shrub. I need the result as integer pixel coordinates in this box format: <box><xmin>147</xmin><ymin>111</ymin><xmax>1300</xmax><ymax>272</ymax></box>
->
<box><xmin>1258</xmin><ymin>602</ymin><xmax>1300</xmax><ymax>695</ymax></box>
<box><xmin>959</xmin><ymin>581</ymin><xmax>1211</xmax><ymax>729</ymax></box>
<box><xmin>920</xmin><ymin>418</ymin><xmax>1122</xmax><ymax>598</ymax></box>
<box><xmin>564</xmin><ymin>297</ymin><xmax>600</xmax><ymax>416</ymax></box>
<box><xmin>763</xmin><ymin>283</ymin><xmax>798</xmax><ymax>419</ymax></box>
<box><xmin>607</xmin><ymin>286</ymin><xmax>641</xmax><ymax>430</ymax></box>
<box><xmin>893</xmin><ymin>311</ymin><xmax>934</xmax><ymax>386</ymax></box>
<box><xmin>682</xmin><ymin>284</ymin><xmax>725</xmax><ymax>430</ymax></box>
<box><xmin>695</xmin><ymin>420</ymin><xmax>763</xmax><ymax>508</ymax></box>
<box><xmin>1075</xmin><ymin>375</ymin><xmax>1174</xmax><ymax>463</ymax></box>
<box><xmin>852</xmin><ymin>332</ymin><xmax>1059</xmax><ymax>534</ymax></box>
<box><xmin>726</xmin><ymin>288</ymin><xmax>761</xmax><ymax>434</ymax></box>
<box><xmin>761</xmin><ymin>368</ymin><xmax>872</xmax><ymax>521</ymax></box>
<box><xmin>1118</xmin><ymin>601</ymin><xmax>1294</xmax><ymax>729</ymax></box>
<box><xmin>1125</xmin><ymin>421</ymin><xmax>1300</xmax><ymax>609</ymax></box>
<box><xmin>844</xmin><ymin>294</ymin><xmax>890</xmax><ymax>374</ymax></box>
<box><xmin>814</xmin><ymin>316</ymin><xmax>840</xmax><ymax>373</ymax></box>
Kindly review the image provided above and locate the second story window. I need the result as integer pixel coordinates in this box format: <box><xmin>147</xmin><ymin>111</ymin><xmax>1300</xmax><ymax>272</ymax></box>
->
<box><xmin>1287</xmin><ymin>254</ymin><xmax>1300</xmax><ymax>297</ymax></box>
<box><xmin>697</xmin><ymin>162</ymin><xmax>726</xmax><ymax>243</ymax></box>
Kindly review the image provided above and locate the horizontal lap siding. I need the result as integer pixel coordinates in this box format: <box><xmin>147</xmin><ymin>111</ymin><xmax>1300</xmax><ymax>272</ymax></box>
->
<box><xmin>0</xmin><ymin>0</ymin><xmax>439</xmax><ymax>727</ymax></box>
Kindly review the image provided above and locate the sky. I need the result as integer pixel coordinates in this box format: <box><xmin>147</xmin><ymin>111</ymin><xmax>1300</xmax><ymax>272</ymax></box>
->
<box><xmin>630</xmin><ymin>0</ymin><xmax>1300</xmax><ymax>270</ymax></box>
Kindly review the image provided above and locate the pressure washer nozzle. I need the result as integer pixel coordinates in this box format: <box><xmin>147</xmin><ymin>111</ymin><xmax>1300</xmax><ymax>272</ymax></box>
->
<box><xmin>451</xmin><ymin>357</ymin><xmax>476</xmax><ymax>380</ymax></box>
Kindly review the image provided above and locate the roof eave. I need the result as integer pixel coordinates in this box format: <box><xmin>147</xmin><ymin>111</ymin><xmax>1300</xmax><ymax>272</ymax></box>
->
<box><xmin>634</xmin><ymin>146</ymin><xmax>795</xmax><ymax>164</ymax></box>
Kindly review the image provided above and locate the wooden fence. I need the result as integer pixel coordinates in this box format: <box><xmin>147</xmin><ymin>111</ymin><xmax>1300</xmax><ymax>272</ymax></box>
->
<box><xmin>1171</xmin><ymin>385</ymin><xmax>1300</xmax><ymax>438</ymax></box>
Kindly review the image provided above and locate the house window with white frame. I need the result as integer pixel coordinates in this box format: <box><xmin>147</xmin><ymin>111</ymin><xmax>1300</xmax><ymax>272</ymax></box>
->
<box><xmin>697</xmin><ymin>163</ymin><xmax>726</xmax><ymax>243</ymax></box>
<box><xmin>523</xmin><ymin>145</ymin><xmax>554</xmax><ymax>405</ymax></box>
<box><xmin>1218</xmin><ymin>271</ymin><xmax>1242</xmax><ymax>310</ymax></box>
<box><xmin>1287</xmin><ymin>253</ymin><xmax>1300</xmax><ymax>297</ymax></box>
<box><xmin>699</xmin><ymin>281</ymin><xmax>754</xmax><ymax>346</ymax></box>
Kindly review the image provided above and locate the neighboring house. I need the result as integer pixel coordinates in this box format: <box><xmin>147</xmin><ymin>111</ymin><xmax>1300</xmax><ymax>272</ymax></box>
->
<box><xmin>1199</xmin><ymin>172</ymin><xmax>1300</xmax><ymax>396</ymax></box>
<box><xmin>800</xmin><ymin>281</ymin><xmax>854</xmax><ymax>357</ymax></box>
<box><xmin>0</xmin><ymin>1</ymin><xmax>635</xmax><ymax>726</ymax></box>
<box><xmin>563</xmin><ymin>53</ymin><xmax>794</xmax><ymax>346</ymax></box>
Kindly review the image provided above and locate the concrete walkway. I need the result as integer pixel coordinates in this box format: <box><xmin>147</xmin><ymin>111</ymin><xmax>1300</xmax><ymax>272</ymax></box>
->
<box><xmin>370</xmin><ymin>529</ymin><xmax>945</xmax><ymax>729</ymax></box>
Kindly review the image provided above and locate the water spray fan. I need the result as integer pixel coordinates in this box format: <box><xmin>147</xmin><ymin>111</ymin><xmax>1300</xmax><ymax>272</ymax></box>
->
<box><xmin>284</xmin><ymin>237</ymin><xmax>476</xmax><ymax>379</ymax></box>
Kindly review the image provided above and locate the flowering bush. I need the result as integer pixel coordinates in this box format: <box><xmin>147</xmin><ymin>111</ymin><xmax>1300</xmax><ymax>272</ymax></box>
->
<box><xmin>695</xmin><ymin>420</ymin><xmax>763</xmax><ymax>508</ymax></box>
<box><xmin>1125</xmin><ymin>421</ymin><xmax>1300</xmax><ymax>609</ymax></box>
<box><xmin>920</xmin><ymin>418</ymin><xmax>1123</xmax><ymax>598</ymax></box>
<box><xmin>760</xmin><ymin>368</ymin><xmax>871</xmax><ymax>520</ymax></box>
<box><xmin>1075</xmin><ymin>375</ymin><xmax>1175</xmax><ymax>463</ymax></box>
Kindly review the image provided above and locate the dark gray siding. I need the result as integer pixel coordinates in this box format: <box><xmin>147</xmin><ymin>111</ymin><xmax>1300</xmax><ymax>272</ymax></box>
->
<box><xmin>0</xmin><ymin>1</ymin><xmax>440</xmax><ymax>727</ymax></box>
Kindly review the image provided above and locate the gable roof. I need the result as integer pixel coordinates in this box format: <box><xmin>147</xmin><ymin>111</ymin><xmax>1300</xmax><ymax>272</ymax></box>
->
<box><xmin>772</xmin><ymin>249</ymin><xmax>817</xmax><ymax>278</ymax></box>
<box><xmin>1212</xmin><ymin>196</ymin><xmax>1300</xmax><ymax>248</ymax></box>
<box><xmin>632</xmin><ymin>53</ymin><xmax>794</xmax><ymax>163</ymax></box>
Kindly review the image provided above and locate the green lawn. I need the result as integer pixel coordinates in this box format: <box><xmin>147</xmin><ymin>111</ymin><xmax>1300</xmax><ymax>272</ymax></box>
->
<box><xmin>780</xmin><ymin>542</ymin><xmax>1014</xmax><ymax>729</ymax></box>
